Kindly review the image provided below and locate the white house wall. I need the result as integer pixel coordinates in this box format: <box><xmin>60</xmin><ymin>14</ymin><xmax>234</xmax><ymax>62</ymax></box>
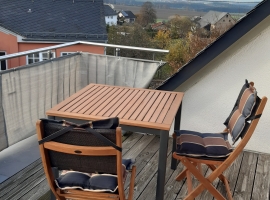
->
<box><xmin>105</xmin><ymin>15</ymin><xmax>117</xmax><ymax>25</ymax></box>
<box><xmin>174</xmin><ymin>15</ymin><xmax>270</xmax><ymax>153</ymax></box>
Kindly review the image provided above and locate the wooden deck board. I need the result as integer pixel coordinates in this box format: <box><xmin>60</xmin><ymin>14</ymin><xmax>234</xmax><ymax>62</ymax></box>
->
<box><xmin>252</xmin><ymin>153</ymin><xmax>270</xmax><ymax>200</ymax></box>
<box><xmin>1</xmin><ymin>134</ymin><xmax>270</xmax><ymax>200</ymax></box>
<box><xmin>233</xmin><ymin>151</ymin><xmax>258</xmax><ymax>200</ymax></box>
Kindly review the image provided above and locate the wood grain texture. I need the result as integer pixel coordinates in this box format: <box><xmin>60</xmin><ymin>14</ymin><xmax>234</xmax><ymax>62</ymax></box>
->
<box><xmin>46</xmin><ymin>83</ymin><xmax>184</xmax><ymax>131</ymax></box>
<box><xmin>233</xmin><ymin>151</ymin><xmax>258</xmax><ymax>200</ymax></box>
<box><xmin>1</xmin><ymin>134</ymin><xmax>270</xmax><ymax>200</ymax></box>
<box><xmin>130</xmin><ymin>137</ymin><xmax>173</xmax><ymax>200</ymax></box>
<box><xmin>251</xmin><ymin>153</ymin><xmax>270</xmax><ymax>200</ymax></box>
<box><xmin>216</xmin><ymin>152</ymin><xmax>244</xmax><ymax>200</ymax></box>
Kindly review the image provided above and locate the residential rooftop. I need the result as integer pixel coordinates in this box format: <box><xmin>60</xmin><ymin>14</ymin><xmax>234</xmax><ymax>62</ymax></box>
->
<box><xmin>0</xmin><ymin>0</ymin><xmax>108</xmax><ymax>42</ymax></box>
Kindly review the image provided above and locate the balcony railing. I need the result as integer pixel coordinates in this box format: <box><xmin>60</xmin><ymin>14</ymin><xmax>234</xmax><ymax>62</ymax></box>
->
<box><xmin>0</xmin><ymin>42</ymin><xmax>169</xmax><ymax>151</ymax></box>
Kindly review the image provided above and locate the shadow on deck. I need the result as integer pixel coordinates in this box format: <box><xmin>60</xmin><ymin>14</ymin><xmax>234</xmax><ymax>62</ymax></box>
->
<box><xmin>1</xmin><ymin>132</ymin><xmax>270</xmax><ymax>200</ymax></box>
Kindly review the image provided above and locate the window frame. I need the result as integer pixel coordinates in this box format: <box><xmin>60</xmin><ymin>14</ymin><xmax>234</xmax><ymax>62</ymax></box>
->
<box><xmin>26</xmin><ymin>51</ymin><xmax>56</xmax><ymax>65</ymax></box>
<box><xmin>0</xmin><ymin>51</ymin><xmax>7</xmax><ymax>71</ymax></box>
<box><xmin>61</xmin><ymin>52</ymin><xmax>76</xmax><ymax>56</ymax></box>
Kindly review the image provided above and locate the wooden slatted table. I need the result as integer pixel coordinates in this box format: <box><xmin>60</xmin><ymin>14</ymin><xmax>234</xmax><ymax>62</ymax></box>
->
<box><xmin>46</xmin><ymin>83</ymin><xmax>184</xmax><ymax>200</ymax></box>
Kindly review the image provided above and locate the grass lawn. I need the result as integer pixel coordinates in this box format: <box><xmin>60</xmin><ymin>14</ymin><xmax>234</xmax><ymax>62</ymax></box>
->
<box><xmin>156</xmin><ymin>19</ymin><xmax>168</xmax><ymax>23</ymax></box>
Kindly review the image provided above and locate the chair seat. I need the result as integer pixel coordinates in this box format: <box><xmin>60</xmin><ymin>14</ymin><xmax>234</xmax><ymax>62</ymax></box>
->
<box><xmin>55</xmin><ymin>159</ymin><xmax>134</xmax><ymax>193</ymax></box>
<box><xmin>175</xmin><ymin>130</ymin><xmax>233</xmax><ymax>159</ymax></box>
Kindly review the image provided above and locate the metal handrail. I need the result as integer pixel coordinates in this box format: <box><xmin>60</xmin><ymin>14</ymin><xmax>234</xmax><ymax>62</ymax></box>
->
<box><xmin>0</xmin><ymin>41</ymin><xmax>169</xmax><ymax>61</ymax></box>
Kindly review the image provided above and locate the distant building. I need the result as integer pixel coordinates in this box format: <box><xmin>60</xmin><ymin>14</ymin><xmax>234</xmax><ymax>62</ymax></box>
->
<box><xmin>151</xmin><ymin>22</ymin><xmax>167</xmax><ymax>31</ymax></box>
<box><xmin>104</xmin><ymin>4</ymin><xmax>117</xmax><ymax>26</ymax></box>
<box><xmin>198</xmin><ymin>11</ymin><xmax>236</xmax><ymax>31</ymax></box>
<box><xmin>0</xmin><ymin>0</ymin><xmax>107</xmax><ymax>69</ymax></box>
<box><xmin>118</xmin><ymin>10</ymin><xmax>136</xmax><ymax>23</ymax></box>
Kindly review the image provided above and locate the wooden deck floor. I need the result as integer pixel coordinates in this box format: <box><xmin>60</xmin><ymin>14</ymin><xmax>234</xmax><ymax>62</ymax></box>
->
<box><xmin>1</xmin><ymin>132</ymin><xmax>270</xmax><ymax>200</ymax></box>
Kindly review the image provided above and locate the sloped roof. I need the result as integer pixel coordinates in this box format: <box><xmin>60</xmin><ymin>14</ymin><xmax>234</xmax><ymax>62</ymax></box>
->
<box><xmin>104</xmin><ymin>5</ymin><xmax>117</xmax><ymax>16</ymax></box>
<box><xmin>0</xmin><ymin>0</ymin><xmax>107</xmax><ymax>42</ymax></box>
<box><xmin>120</xmin><ymin>10</ymin><xmax>136</xmax><ymax>19</ymax></box>
<box><xmin>199</xmin><ymin>11</ymin><xmax>229</xmax><ymax>28</ymax></box>
<box><xmin>157</xmin><ymin>0</ymin><xmax>270</xmax><ymax>91</ymax></box>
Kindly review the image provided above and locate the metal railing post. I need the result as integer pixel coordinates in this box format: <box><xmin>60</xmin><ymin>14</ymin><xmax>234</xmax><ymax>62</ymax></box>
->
<box><xmin>115</xmin><ymin>48</ymin><xmax>120</xmax><ymax>56</ymax></box>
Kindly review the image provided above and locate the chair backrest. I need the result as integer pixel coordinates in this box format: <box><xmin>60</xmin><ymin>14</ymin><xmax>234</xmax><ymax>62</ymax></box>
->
<box><xmin>38</xmin><ymin>118</ymin><xmax>121</xmax><ymax>175</ymax></box>
<box><xmin>222</xmin><ymin>81</ymin><xmax>267</xmax><ymax>167</ymax></box>
<box><xmin>224</xmin><ymin>80</ymin><xmax>258</xmax><ymax>144</ymax></box>
<box><xmin>36</xmin><ymin>117</ymin><xmax>130</xmax><ymax>200</ymax></box>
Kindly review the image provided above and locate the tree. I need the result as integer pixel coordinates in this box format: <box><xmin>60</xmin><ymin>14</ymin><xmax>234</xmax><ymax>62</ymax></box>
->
<box><xmin>154</xmin><ymin>30</ymin><xmax>171</xmax><ymax>49</ymax></box>
<box><xmin>168</xmin><ymin>15</ymin><xmax>193</xmax><ymax>39</ymax></box>
<box><xmin>107</xmin><ymin>24</ymin><xmax>156</xmax><ymax>59</ymax></box>
<box><xmin>165</xmin><ymin>40</ymin><xmax>190</xmax><ymax>72</ymax></box>
<box><xmin>137</xmin><ymin>2</ymin><xmax>157</xmax><ymax>27</ymax></box>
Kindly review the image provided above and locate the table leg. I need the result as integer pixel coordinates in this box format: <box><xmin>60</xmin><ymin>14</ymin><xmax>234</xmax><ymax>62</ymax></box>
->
<box><xmin>171</xmin><ymin>103</ymin><xmax>182</xmax><ymax>170</ymax></box>
<box><xmin>156</xmin><ymin>130</ymin><xmax>169</xmax><ymax>200</ymax></box>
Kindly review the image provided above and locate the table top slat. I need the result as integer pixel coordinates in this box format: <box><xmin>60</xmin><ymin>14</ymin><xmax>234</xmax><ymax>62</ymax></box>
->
<box><xmin>156</xmin><ymin>94</ymin><xmax>176</xmax><ymax>124</ymax></box>
<box><xmin>117</xmin><ymin>90</ymin><xmax>145</xmax><ymax>118</ymax></box>
<box><xmin>50</xmin><ymin>84</ymin><xmax>96</xmax><ymax>112</ymax></box>
<box><xmin>128</xmin><ymin>91</ymin><xmax>156</xmax><ymax>120</ymax></box>
<box><xmin>103</xmin><ymin>89</ymin><xmax>135</xmax><ymax>117</ymax></box>
<box><xmin>149</xmin><ymin>93</ymin><xmax>171</xmax><ymax>123</ymax></box>
<box><xmin>71</xmin><ymin>86</ymin><xmax>111</xmax><ymax>113</ymax></box>
<box><xmin>63</xmin><ymin>85</ymin><xmax>101</xmax><ymax>112</ymax></box>
<box><xmin>46</xmin><ymin>84</ymin><xmax>184</xmax><ymax>131</ymax></box>
<box><xmin>95</xmin><ymin>89</ymin><xmax>132</xmax><ymax>116</ymax></box>
<box><xmin>135</xmin><ymin>92</ymin><xmax>160</xmax><ymax>122</ymax></box>
<box><xmin>143</xmin><ymin>92</ymin><xmax>166</xmax><ymax>122</ymax></box>
<box><xmin>163</xmin><ymin>93</ymin><xmax>184</xmax><ymax>125</ymax></box>
<box><xmin>83</xmin><ymin>87</ymin><xmax>123</xmax><ymax>115</ymax></box>
<box><xmin>119</xmin><ymin>90</ymin><xmax>147</xmax><ymax>119</ymax></box>
<box><xmin>46</xmin><ymin>110</ymin><xmax>170</xmax><ymax>130</ymax></box>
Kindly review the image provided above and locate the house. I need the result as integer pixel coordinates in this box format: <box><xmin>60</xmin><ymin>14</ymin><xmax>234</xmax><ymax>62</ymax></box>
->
<box><xmin>198</xmin><ymin>10</ymin><xmax>236</xmax><ymax>31</ymax></box>
<box><xmin>118</xmin><ymin>10</ymin><xmax>136</xmax><ymax>23</ymax></box>
<box><xmin>104</xmin><ymin>4</ymin><xmax>118</xmax><ymax>26</ymax></box>
<box><xmin>0</xmin><ymin>0</ymin><xmax>108</xmax><ymax>69</ymax></box>
<box><xmin>151</xmin><ymin>22</ymin><xmax>167</xmax><ymax>31</ymax></box>
<box><xmin>157</xmin><ymin>0</ymin><xmax>270</xmax><ymax>154</ymax></box>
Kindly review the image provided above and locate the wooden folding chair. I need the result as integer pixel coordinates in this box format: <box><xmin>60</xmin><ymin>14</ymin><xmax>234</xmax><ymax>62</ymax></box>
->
<box><xmin>36</xmin><ymin>118</ymin><xmax>136</xmax><ymax>200</ymax></box>
<box><xmin>172</xmin><ymin>81</ymin><xmax>267</xmax><ymax>199</ymax></box>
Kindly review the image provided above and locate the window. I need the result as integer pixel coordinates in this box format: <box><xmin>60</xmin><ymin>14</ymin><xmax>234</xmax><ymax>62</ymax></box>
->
<box><xmin>111</xmin><ymin>16</ymin><xmax>113</xmax><ymax>19</ymax></box>
<box><xmin>61</xmin><ymin>52</ymin><xmax>75</xmax><ymax>56</ymax></box>
<box><xmin>0</xmin><ymin>52</ymin><xmax>7</xmax><ymax>70</ymax></box>
<box><xmin>27</xmin><ymin>51</ymin><xmax>55</xmax><ymax>64</ymax></box>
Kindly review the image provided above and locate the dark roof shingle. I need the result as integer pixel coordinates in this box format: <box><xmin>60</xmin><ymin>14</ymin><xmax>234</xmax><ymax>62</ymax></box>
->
<box><xmin>199</xmin><ymin>11</ymin><xmax>228</xmax><ymax>28</ymax></box>
<box><xmin>0</xmin><ymin>0</ymin><xmax>107</xmax><ymax>42</ymax></box>
<box><xmin>120</xmin><ymin>10</ymin><xmax>136</xmax><ymax>19</ymax></box>
<box><xmin>104</xmin><ymin>5</ymin><xmax>117</xmax><ymax>16</ymax></box>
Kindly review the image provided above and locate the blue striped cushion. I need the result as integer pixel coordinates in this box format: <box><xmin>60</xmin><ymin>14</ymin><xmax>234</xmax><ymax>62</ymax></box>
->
<box><xmin>224</xmin><ymin>80</ymin><xmax>257</xmax><ymax>143</ymax></box>
<box><xmin>55</xmin><ymin>158</ymin><xmax>133</xmax><ymax>193</ymax></box>
<box><xmin>175</xmin><ymin>130</ymin><xmax>232</xmax><ymax>158</ymax></box>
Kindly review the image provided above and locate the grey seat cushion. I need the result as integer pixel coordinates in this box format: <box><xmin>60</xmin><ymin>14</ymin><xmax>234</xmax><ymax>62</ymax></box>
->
<box><xmin>224</xmin><ymin>80</ymin><xmax>257</xmax><ymax>144</ymax></box>
<box><xmin>175</xmin><ymin>130</ymin><xmax>232</xmax><ymax>159</ymax></box>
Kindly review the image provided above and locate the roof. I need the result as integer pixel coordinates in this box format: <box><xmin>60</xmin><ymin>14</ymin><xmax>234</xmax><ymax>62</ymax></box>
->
<box><xmin>0</xmin><ymin>0</ymin><xmax>107</xmax><ymax>42</ymax></box>
<box><xmin>151</xmin><ymin>22</ymin><xmax>163</xmax><ymax>29</ymax></box>
<box><xmin>157</xmin><ymin>0</ymin><xmax>270</xmax><ymax>91</ymax></box>
<box><xmin>151</xmin><ymin>22</ymin><xmax>167</xmax><ymax>30</ymax></box>
<box><xmin>120</xmin><ymin>10</ymin><xmax>136</xmax><ymax>19</ymax></box>
<box><xmin>104</xmin><ymin>5</ymin><xmax>117</xmax><ymax>16</ymax></box>
<box><xmin>199</xmin><ymin>11</ymin><xmax>229</xmax><ymax>28</ymax></box>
